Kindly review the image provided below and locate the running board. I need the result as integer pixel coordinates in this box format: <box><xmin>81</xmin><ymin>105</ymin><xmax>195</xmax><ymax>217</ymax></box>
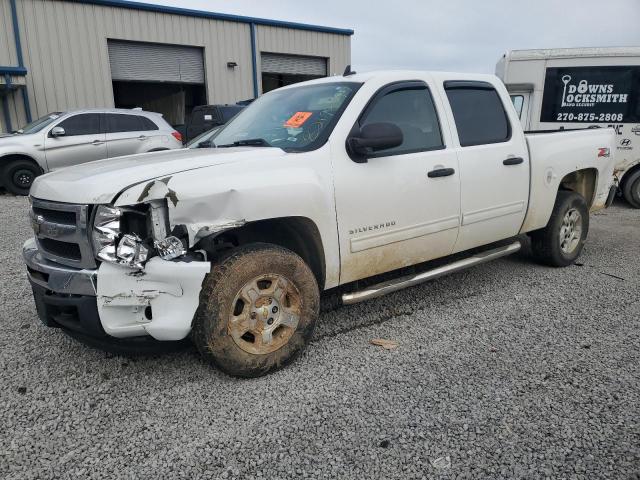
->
<box><xmin>341</xmin><ymin>241</ymin><xmax>522</xmax><ymax>305</ymax></box>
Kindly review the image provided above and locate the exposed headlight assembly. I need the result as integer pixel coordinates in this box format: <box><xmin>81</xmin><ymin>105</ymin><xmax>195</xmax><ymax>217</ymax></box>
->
<box><xmin>91</xmin><ymin>205</ymin><xmax>149</xmax><ymax>269</ymax></box>
<box><xmin>91</xmin><ymin>204</ymin><xmax>187</xmax><ymax>270</ymax></box>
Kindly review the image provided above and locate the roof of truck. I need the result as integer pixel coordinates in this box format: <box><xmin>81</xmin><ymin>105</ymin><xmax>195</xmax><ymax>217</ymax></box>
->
<box><xmin>503</xmin><ymin>46</ymin><xmax>640</xmax><ymax>61</ymax></box>
<box><xmin>279</xmin><ymin>70</ymin><xmax>501</xmax><ymax>88</ymax></box>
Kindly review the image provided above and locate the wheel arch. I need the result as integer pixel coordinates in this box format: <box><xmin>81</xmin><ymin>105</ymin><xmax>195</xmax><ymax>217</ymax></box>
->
<box><xmin>558</xmin><ymin>167</ymin><xmax>598</xmax><ymax>208</ymax></box>
<box><xmin>198</xmin><ymin>216</ymin><xmax>327</xmax><ymax>290</ymax></box>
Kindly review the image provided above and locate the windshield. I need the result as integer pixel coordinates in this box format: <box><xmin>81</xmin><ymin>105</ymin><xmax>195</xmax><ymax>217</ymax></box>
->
<box><xmin>213</xmin><ymin>82</ymin><xmax>361</xmax><ymax>151</ymax></box>
<box><xmin>17</xmin><ymin>112</ymin><xmax>65</xmax><ymax>134</ymax></box>
<box><xmin>187</xmin><ymin>125</ymin><xmax>222</xmax><ymax>149</ymax></box>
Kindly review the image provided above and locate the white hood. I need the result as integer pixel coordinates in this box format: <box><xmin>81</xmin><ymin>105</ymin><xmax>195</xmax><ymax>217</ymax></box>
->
<box><xmin>30</xmin><ymin>147</ymin><xmax>286</xmax><ymax>204</ymax></box>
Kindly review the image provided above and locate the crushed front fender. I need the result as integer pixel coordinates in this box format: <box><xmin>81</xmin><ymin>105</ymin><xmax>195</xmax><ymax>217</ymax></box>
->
<box><xmin>96</xmin><ymin>257</ymin><xmax>210</xmax><ymax>340</ymax></box>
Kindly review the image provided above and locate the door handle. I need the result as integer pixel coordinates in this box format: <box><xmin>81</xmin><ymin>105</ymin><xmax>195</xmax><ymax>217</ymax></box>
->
<box><xmin>138</xmin><ymin>135</ymin><xmax>148</xmax><ymax>141</ymax></box>
<box><xmin>427</xmin><ymin>167</ymin><xmax>455</xmax><ymax>178</ymax></box>
<box><xmin>503</xmin><ymin>157</ymin><xmax>524</xmax><ymax>166</ymax></box>
<box><xmin>91</xmin><ymin>140</ymin><xmax>104</xmax><ymax>146</ymax></box>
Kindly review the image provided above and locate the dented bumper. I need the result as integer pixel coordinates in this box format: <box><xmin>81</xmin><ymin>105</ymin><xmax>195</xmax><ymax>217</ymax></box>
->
<box><xmin>23</xmin><ymin>238</ymin><xmax>210</xmax><ymax>343</ymax></box>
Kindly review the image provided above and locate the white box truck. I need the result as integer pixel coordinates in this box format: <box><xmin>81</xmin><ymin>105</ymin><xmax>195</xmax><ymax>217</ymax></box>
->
<box><xmin>496</xmin><ymin>47</ymin><xmax>640</xmax><ymax>207</ymax></box>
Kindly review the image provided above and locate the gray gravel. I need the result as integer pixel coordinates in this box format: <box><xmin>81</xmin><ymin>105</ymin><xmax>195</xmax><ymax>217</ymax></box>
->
<box><xmin>1</xmin><ymin>192</ymin><xmax>639</xmax><ymax>479</ymax></box>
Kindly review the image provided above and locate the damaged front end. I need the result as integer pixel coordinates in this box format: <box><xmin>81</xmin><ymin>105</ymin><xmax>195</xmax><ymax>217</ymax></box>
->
<box><xmin>88</xmin><ymin>197</ymin><xmax>246</xmax><ymax>340</ymax></box>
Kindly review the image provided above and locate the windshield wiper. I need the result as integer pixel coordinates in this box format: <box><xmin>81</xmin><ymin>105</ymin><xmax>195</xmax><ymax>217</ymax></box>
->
<box><xmin>217</xmin><ymin>138</ymin><xmax>271</xmax><ymax>148</ymax></box>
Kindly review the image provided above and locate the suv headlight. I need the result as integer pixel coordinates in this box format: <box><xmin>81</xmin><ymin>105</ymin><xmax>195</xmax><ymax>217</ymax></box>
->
<box><xmin>91</xmin><ymin>205</ymin><xmax>149</xmax><ymax>269</ymax></box>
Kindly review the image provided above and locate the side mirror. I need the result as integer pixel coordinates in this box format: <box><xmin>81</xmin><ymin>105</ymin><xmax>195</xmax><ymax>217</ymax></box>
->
<box><xmin>346</xmin><ymin>122</ymin><xmax>403</xmax><ymax>163</ymax></box>
<box><xmin>50</xmin><ymin>126</ymin><xmax>66</xmax><ymax>138</ymax></box>
<box><xmin>197</xmin><ymin>140</ymin><xmax>213</xmax><ymax>148</ymax></box>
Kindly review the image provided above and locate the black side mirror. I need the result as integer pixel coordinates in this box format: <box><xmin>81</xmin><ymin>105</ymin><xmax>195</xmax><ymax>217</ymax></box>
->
<box><xmin>346</xmin><ymin>122</ymin><xmax>403</xmax><ymax>163</ymax></box>
<box><xmin>197</xmin><ymin>140</ymin><xmax>213</xmax><ymax>148</ymax></box>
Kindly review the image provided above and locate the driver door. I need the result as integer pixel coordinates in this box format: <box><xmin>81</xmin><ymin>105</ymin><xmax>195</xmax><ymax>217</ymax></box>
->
<box><xmin>44</xmin><ymin>113</ymin><xmax>107</xmax><ymax>170</ymax></box>
<box><xmin>332</xmin><ymin>81</ymin><xmax>461</xmax><ymax>284</ymax></box>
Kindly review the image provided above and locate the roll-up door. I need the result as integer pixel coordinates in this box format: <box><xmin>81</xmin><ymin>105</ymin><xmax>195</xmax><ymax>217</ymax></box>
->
<box><xmin>108</xmin><ymin>40</ymin><xmax>205</xmax><ymax>84</ymax></box>
<box><xmin>261</xmin><ymin>53</ymin><xmax>327</xmax><ymax>77</ymax></box>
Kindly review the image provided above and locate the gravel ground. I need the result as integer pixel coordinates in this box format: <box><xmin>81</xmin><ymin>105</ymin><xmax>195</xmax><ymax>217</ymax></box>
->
<box><xmin>0</xmin><ymin>193</ymin><xmax>639</xmax><ymax>479</ymax></box>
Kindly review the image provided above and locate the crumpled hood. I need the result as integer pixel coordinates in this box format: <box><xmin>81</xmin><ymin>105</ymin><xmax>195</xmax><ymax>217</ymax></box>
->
<box><xmin>30</xmin><ymin>147</ymin><xmax>286</xmax><ymax>204</ymax></box>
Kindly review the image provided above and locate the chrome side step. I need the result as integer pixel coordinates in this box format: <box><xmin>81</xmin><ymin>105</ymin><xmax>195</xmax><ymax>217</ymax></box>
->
<box><xmin>341</xmin><ymin>241</ymin><xmax>522</xmax><ymax>305</ymax></box>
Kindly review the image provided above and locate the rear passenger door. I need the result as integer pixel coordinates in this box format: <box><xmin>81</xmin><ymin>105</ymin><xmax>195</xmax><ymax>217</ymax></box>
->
<box><xmin>443</xmin><ymin>80</ymin><xmax>529</xmax><ymax>253</ymax></box>
<box><xmin>44</xmin><ymin>113</ymin><xmax>107</xmax><ymax>170</ymax></box>
<box><xmin>104</xmin><ymin>113</ymin><xmax>153</xmax><ymax>158</ymax></box>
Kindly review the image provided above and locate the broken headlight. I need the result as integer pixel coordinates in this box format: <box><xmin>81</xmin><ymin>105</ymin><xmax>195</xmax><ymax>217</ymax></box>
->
<box><xmin>91</xmin><ymin>205</ymin><xmax>149</xmax><ymax>269</ymax></box>
<box><xmin>91</xmin><ymin>203</ymin><xmax>187</xmax><ymax>269</ymax></box>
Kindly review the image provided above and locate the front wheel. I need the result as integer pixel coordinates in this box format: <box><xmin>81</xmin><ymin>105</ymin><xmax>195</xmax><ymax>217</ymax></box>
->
<box><xmin>192</xmin><ymin>243</ymin><xmax>320</xmax><ymax>377</ymax></box>
<box><xmin>530</xmin><ymin>190</ymin><xmax>589</xmax><ymax>267</ymax></box>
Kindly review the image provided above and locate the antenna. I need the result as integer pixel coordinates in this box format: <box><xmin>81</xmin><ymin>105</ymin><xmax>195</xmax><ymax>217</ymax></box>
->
<box><xmin>343</xmin><ymin>65</ymin><xmax>356</xmax><ymax>76</ymax></box>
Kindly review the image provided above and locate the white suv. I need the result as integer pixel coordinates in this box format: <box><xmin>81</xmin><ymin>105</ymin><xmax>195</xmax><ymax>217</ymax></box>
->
<box><xmin>0</xmin><ymin>108</ymin><xmax>183</xmax><ymax>195</ymax></box>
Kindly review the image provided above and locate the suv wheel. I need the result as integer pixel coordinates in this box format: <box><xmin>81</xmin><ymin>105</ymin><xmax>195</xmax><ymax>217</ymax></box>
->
<box><xmin>192</xmin><ymin>243</ymin><xmax>320</xmax><ymax>377</ymax></box>
<box><xmin>2</xmin><ymin>159</ymin><xmax>40</xmax><ymax>195</ymax></box>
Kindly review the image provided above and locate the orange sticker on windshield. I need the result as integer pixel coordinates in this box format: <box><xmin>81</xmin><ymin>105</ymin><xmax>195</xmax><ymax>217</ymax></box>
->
<box><xmin>284</xmin><ymin>111</ymin><xmax>312</xmax><ymax>128</ymax></box>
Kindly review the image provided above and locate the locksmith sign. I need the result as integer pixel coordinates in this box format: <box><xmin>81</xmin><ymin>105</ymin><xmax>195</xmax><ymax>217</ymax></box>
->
<box><xmin>541</xmin><ymin>66</ymin><xmax>639</xmax><ymax>123</ymax></box>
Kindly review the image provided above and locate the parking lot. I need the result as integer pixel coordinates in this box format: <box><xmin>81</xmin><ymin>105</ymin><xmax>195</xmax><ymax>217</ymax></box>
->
<box><xmin>0</xmin><ymin>193</ymin><xmax>638</xmax><ymax>479</ymax></box>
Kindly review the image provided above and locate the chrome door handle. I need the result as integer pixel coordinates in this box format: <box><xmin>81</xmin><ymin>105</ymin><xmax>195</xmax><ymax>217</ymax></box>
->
<box><xmin>91</xmin><ymin>140</ymin><xmax>104</xmax><ymax>146</ymax></box>
<box><xmin>138</xmin><ymin>135</ymin><xmax>148</xmax><ymax>141</ymax></box>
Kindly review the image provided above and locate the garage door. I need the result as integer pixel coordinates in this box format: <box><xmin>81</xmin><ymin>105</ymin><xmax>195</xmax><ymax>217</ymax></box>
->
<box><xmin>108</xmin><ymin>40</ymin><xmax>205</xmax><ymax>84</ymax></box>
<box><xmin>261</xmin><ymin>53</ymin><xmax>327</xmax><ymax>77</ymax></box>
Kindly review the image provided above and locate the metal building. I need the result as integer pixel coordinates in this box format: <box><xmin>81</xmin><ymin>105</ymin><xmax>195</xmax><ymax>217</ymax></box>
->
<box><xmin>0</xmin><ymin>0</ymin><xmax>353</xmax><ymax>132</ymax></box>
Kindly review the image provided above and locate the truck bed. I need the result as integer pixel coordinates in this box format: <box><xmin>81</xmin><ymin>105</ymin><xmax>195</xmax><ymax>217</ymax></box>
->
<box><xmin>520</xmin><ymin>128</ymin><xmax>616</xmax><ymax>233</ymax></box>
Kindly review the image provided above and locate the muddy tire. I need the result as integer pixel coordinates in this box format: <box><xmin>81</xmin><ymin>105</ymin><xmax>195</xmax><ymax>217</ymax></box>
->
<box><xmin>530</xmin><ymin>190</ymin><xmax>589</xmax><ymax>267</ymax></box>
<box><xmin>621</xmin><ymin>169</ymin><xmax>640</xmax><ymax>209</ymax></box>
<box><xmin>2</xmin><ymin>158</ymin><xmax>40</xmax><ymax>195</ymax></box>
<box><xmin>192</xmin><ymin>243</ymin><xmax>319</xmax><ymax>378</ymax></box>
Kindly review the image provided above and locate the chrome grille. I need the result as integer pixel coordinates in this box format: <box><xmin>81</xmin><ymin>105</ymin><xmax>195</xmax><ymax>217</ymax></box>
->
<box><xmin>30</xmin><ymin>198</ymin><xmax>96</xmax><ymax>269</ymax></box>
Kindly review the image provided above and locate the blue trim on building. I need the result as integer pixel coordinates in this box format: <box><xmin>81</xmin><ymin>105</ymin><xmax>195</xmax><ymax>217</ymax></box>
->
<box><xmin>6</xmin><ymin>0</ymin><xmax>31</xmax><ymax>124</ymax></box>
<box><xmin>0</xmin><ymin>66</ymin><xmax>27</xmax><ymax>76</ymax></box>
<box><xmin>9</xmin><ymin>0</ymin><xmax>24</xmax><ymax>67</ymax></box>
<box><xmin>21</xmin><ymin>86</ymin><xmax>32</xmax><ymax>123</ymax></box>
<box><xmin>250</xmin><ymin>23</ymin><xmax>259</xmax><ymax>98</ymax></box>
<box><xmin>73</xmin><ymin>0</ymin><xmax>354</xmax><ymax>36</ymax></box>
<box><xmin>2</xmin><ymin>75</ymin><xmax>13</xmax><ymax>132</ymax></box>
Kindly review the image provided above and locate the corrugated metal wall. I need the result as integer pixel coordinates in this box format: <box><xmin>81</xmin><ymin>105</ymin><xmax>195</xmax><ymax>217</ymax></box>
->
<box><xmin>0</xmin><ymin>89</ymin><xmax>27</xmax><ymax>132</ymax></box>
<box><xmin>0</xmin><ymin>0</ymin><xmax>351</xmax><ymax>131</ymax></box>
<box><xmin>0</xmin><ymin>0</ymin><xmax>18</xmax><ymax>66</ymax></box>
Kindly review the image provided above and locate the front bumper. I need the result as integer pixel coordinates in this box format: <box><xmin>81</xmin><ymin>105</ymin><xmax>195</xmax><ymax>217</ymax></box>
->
<box><xmin>24</xmin><ymin>238</ymin><xmax>107</xmax><ymax>338</ymax></box>
<box><xmin>23</xmin><ymin>238</ymin><xmax>211</xmax><ymax>343</ymax></box>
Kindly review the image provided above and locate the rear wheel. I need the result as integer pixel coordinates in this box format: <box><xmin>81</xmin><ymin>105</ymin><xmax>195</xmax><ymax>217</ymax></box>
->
<box><xmin>530</xmin><ymin>191</ymin><xmax>589</xmax><ymax>267</ymax></box>
<box><xmin>622</xmin><ymin>170</ymin><xmax>640</xmax><ymax>209</ymax></box>
<box><xmin>192</xmin><ymin>243</ymin><xmax>319</xmax><ymax>377</ymax></box>
<box><xmin>2</xmin><ymin>158</ymin><xmax>40</xmax><ymax>195</ymax></box>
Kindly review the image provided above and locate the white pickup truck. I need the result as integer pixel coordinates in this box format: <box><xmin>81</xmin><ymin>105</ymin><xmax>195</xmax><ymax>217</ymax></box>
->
<box><xmin>23</xmin><ymin>71</ymin><xmax>616</xmax><ymax>377</ymax></box>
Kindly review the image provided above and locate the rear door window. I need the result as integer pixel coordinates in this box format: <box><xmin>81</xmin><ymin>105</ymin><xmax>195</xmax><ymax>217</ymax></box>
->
<box><xmin>445</xmin><ymin>82</ymin><xmax>511</xmax><ymax>147</ymax></box>
<box><xmin>139</xmin><ymin>117</ymin><xmax>159</xmax><ymax>131</ymax></box>
<box><xmin>105</xmin><ymin>114</ymin><xmax>145</xmax><ymax>133</ymax></box>
<box><xmin>56</xmin><ymin>113</ymin><xmax>101</xmax><ymax>136</ymax></box>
